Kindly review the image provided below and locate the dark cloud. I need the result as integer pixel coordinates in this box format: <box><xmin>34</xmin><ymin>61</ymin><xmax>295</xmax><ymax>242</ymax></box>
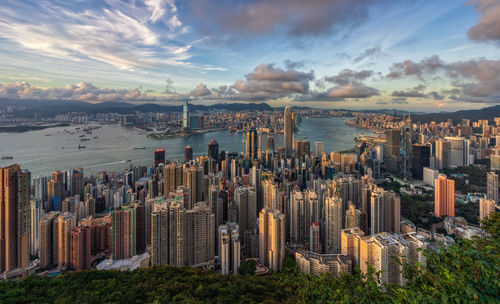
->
<box><xmin>390</xmin><ymin>97</ymin><xmax>409</xmax><ymax>104</ymax></box>
<box><xmin>326</xmin><ymin>81</ymin><xmax>379</xmax><ymax>99</ymax></box>
<box><xmin>468</xmin><ymin>0</ymin><xmax>500</xmax><ymax>43</ymax></box>
<box><xmin>230</xmin><ymin>64</ymin><xmax>314</xmax><ymax>100</ymax></box>
<box><xmin>386</xmin><ymin>56</ymin><xmax>500</xmax><ymax>103</ymax></box>
<box><xmin>323</xmin><ymin>69</ymin><xmax>373</xmax><ymax>85</ymax></box>
<box><xmin>190</xmin><ymin>84</ymin><xmax>211</xmax><ymax>97</ymax></box>
<box><xmin>189</xmin><ymin>0</ymin><xmax>387</xmax><ymax>38</ymax></box>
<box><xmin>428</xmin><ymin>91</ymin><xmax>444</xmax><ymax>100</ymax></box>
<box><xmin>391</xmin><ymin>84</ymin><xmax>427</xmax><ymax>98</ymax></box>
<box><xmin>352</xmin><ymin>46</ymin><xmax>388</xmax><ymax>64</ymax></box>
<box><xmin>284</xmin><ymin>60</ymin><xmax>305</xmax><ymax>70</ymax></box>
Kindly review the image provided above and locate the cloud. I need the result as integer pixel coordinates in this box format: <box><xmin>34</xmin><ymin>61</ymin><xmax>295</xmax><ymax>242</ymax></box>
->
<box><xmin>428</xmin><ymin>91</ymin><xmax>445</xmax><ymax>100</ymax></box>
<box><xmin>323</xmin><ymin>69</ymin><xmax>374</xmax><ymax>85</ymax></box>
<box><xmin>190</xmin><ymin>84</ymin><xmax>211</xmax><ymax>97</ymax></box>
<box><xmin>230</xmin><ymin>64</ymin><xmax>314</xmax><ymax>100</ymax></box>
<box><xmin>326</xmin><ymin>81</ymin><xmax>379</xmax><ymax>98</ymax></box>
<box><xmin>0</xmin><ymin>0</ymin><xmax>191</xmax><ymax>69</ymax></box>
<box><xmin>468</xmin><ymin>0</ymin><xmax>500</xmax><ymax>43</ymax></box>
<box><xmin>391</xmin><ymin>84</ymin><xmax>427</xmax><ymax>98</ymax></box>
<box><xmin>386</xmin><ymin>56</ymin><xmax>500</xmax><ymax>103</ymax></box>
<box><xmin>284</xmin><ymin>60</ymin><xmax>305</xmax><ymax>70</ymax></box>
<box><xmin>188</xmin><ymin>0</ymin><xmax>386</xmax><ymax>37</ymax></box>
<box><xmin>390</xmin><ymin>97</ymin><xmax>409</xmax><ymax>104</ymax></box>
<box><xmin>352</xmin><ymin>46</ymin><xmax>388</xmax><ymax>64</ymax></box>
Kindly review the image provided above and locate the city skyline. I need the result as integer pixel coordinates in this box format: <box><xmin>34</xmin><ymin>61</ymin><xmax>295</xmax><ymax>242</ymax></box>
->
<box><xmin>0</xmin><ymin>0</ymin><xmax>499</xmax><ymax>111</ymax></box>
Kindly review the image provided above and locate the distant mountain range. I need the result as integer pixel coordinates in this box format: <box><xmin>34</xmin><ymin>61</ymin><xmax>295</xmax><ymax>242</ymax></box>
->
<box><xmin>1</xmin><ymin>98</ymin><xmax>498</xmax><ymax>121</ymax></box>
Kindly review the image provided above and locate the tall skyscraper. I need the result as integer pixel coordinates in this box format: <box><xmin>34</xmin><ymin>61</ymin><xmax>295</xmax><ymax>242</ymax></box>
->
<box><xmin>183</xmin><ymin>166</ymin><xmax>203</xmax><ymax>209</ymax></box>
<box><xmin>56</xmin><ymin>212</ymin><xmax>76</xmax><ymax>268</ymax></box>
<box><xmin>70</xmin><ymin>225</ymin><xmax>91</xmax><ymax>270</ymax></box>
<box><xmin>246</xmin><ymin>128</ymin><xmax>258</xmax><ymax>161</ymax></box>
<box><xmin>111</xmin><ymin>207</ymin><xmax>136</xmax><ymax>260</ymax></box>
<box><xmin>314</xmin><ymin>141</ymin><xmax>324</xmax><ymax>158</ymax></box>
<box><xmin>385</xmin><ymin>128</ymin><xmax>401</xmax><ymax>173</ymax></box>
<box><xmin>435</xmin><ymin>139</ymin><xmax>450</xmax><ymax>169</ymax></box>
<box><xmin>310</xmin><ymin>222</ymin><xmax>321</xmax><ymax>253</ymax></box>
<box><xmin>184</xmin><ymin>146</ymin><xmax>193</xmax><ymax>162</ymax></box>
<box><xmin>411</xmin><ymin>144</ymin><xmax>430</xmax><ymax>180</ymax></box>
<box><xmin>0</xmin><ymin>164</ymin><xmax>30</xmax><ymax>274</ymax></box>
<box><xmin>185</xmin><ymin>202</ymin><xmax>215</xmax><ymax>268</ymax></box>
<box><xmin>325</xmin><ymin>196</ymin><xmax>342</xmax><ymax>254</ymax></box>
<box><xmin>30</xmin><ymin>199</ymin><xmax>43</xmax><ymax>256</ymax></box>
<box><xmin>370</xmin><ymin>188</ymin><xmax>400</xmax><ymax>234</ymax></box>
<box><xmin>219</xmin><ymin>222</ymin><xmax>240</xmax><ymax>275</ymax></box>
<box><xmin>47</xmin><ymin>170</ymin><xmax>64</xmax><ymax>211</ymax></box>
<box><xmin>266</xmin><ymin>135</ymin><xmax>275</xmax><ymax>152</ymax></box>
<box><xmin>182</xmin><ymin>99</ymin><xmax>189</xmax><ymax>129</ymax></box>
<box><xmin>445</xmin><ymin>137</ymin><xmax>470</xmax><ymax>168</ymax></box>
<box><xmin>487</xmin><ymin>171</ymin><xmax>499</xmax><ymax>203</ymax></box>
<box><xmin>259</xmin><ymin>208</ymin><xmax>285</xmax><ymax>272</ymax></box>
<box><xmin>39</xmin><ymin>211</ymin><xmax>59</xmax><ymax>270</ymax></box>
<box><xmin>284</xmin><ymin>106</ymin><xmax>293</xmax><ymax>157</ymax></box>
<box><xmin>163</xmin><ymin>161</ymin><xmax>183</xmax><ymax>197</ymax></box>
<box><xmin>341</xmin><ymin>228</ymin><xmax>365</xmax><ymax>267</ymax></box>
<box><xmin>234</xmin><ymin>186</ymin><xmax>257</xmax><ymax>244</ymax></box>
<box><xmin>434</xmin><ymin>175</ymin><xmax>455</xmax><ymax>217</ymax></box>
<box><xmin>208</xmin><ymin>139</ymin><xmax>219</xmax><ymax>161</ymax></box>
<box><xmin>154</xmin><ymin>148</ymin><xmax>166</xmax><ymax>167</ymax></box>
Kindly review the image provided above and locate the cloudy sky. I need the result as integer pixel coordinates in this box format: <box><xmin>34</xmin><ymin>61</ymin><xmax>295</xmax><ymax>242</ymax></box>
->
<box><xmin>0</xmin><ymin>0</ymin><xmax>499</xmax><ymax>111</ymax></box>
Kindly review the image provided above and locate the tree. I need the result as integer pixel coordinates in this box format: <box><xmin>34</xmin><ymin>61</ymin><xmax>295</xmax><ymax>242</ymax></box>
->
<box><xmin>238</xmin><ymin>260</ymin><xmax>256</xmax><ymax>276</ymax></box>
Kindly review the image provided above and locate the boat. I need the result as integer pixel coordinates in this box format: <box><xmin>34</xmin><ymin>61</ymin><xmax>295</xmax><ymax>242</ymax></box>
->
<box><xmin>93</xmin><ymin>136</ymin><xmax>98</xmax><ymax>139</ymax></box>
<box><xmin>45</xmin><ymin>134</ymin><xmax>51</xmax><ymax>136</ymax></box>
<box><xmin>1</xmin><ymin>156</ymin><xmax>13</xmax><ymax>160</ymax></box>
<box><xmin>78</xmin><ymin>145</ymin><xmax>85</xmax><ymax>149</ymax></box>
<box><xmin>81</xmin><ymin>138</ymin><xmax>90</xmax><ymax>142</ymax></box>
<box><xmin>126</xmin><ymin>159</ymin><xmax>132</xmax><ymax>162</ymax></box>
<box><xmin>134</xmin><ymin>147</ymin><xmax>146</xmax><ymax>150</ymax></box>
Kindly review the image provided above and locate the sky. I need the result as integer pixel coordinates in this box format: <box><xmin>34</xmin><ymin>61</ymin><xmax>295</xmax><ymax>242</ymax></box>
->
<box><xmin>0</xmin><ymin>0</ymin><xmax>499</xmax><ymax>112</ymax></box>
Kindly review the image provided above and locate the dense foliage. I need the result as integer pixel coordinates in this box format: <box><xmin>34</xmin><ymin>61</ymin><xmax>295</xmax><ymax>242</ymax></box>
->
<box><xmin>1</xmin><ymin>213</ymin><xmax>498</xmax><ymax>304</ymax></box>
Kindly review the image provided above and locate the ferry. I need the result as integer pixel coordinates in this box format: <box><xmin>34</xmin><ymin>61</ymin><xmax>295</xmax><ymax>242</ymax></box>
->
<box><xmin>1</xmin><ymin>156</ymin><xmax>13</xmax><ymax>160</ymax></box>
<box><xmin>78</xmin><ymin>145</ymin><xmax>85</xmax><ymax>149</ymax></box>
<box><xmin>134</xmin><ymin>147</ymin><xmax>146</xmax><ymax>150</ymax></box>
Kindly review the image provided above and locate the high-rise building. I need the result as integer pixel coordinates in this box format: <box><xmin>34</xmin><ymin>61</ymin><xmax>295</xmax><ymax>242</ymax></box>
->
<box><xmin>56</xmin><ymin>212</ymin><xmax>76</xmax><ymax>268</ymax></box>
<box><xmin>487</xmin><ymin>171</ymin><xmax>499</xmax><ymax>203</ymax></box>
<box><xmin>295</xmin><ymin>250</ymin><xmax>351</xmax><ymax>277</ymax></box>
<box><xmin>479</xmin><ymin>198</ymin><xmax>496</xmax><ymax>224</ymax></box>
<box><xmin>219</xmin><ymin>222</ymin><xmax>240</xmax><ymax>275</ymax></box>
<box><xmin>341</xmin><ymin>228</ymin><xmax>365</xmax><ymax>267</ymax></box>
<box><xmin>385</xmin><ymin>128</ymin><xmax>401</xmax><ymax>173</ymax></box>
<box><xmin>434</xmin><ymin>175</ymin><xmax>455</xmax><ymax>217</ymax></box>
<box><xmin>314</xmin><ymin>141</ymin><xmax>324</xmax><ymax>158</ymax></box>
<box><xmin>182</xmin><ymin>99</ymin><xmax>189</xmax><ymax>129</ymax></box>
<box><xmin>234</xmin><ymin>186</ymin><xmax>257</xmax><ymax>244</ymax></box>
<box><xmin>435</xmin><ymin>139</ymin><xmax>450</xmax><ymax>169</ymax></box>
<box><xmin>266</xmin><ymin>135</ymin><xmax>275</xmax><ymax>152</ymax></box>
<box><xmin>345</xmin><ymin>202</ymin><xmax>361</xmax><ymax>229</ymax></box>
<box><xmin>208</xmin><ymin>139</ymin><xmax>219</xmax><ymax>161</ymax></box>
<box><xmin>163</xmin><ymin>161</ymin><xmax>183</xmax><ymax>197</ymax></box>
<box><xmin>491</xmin><ymin>146</ymin><xmax>500</xmax><ymax>171</ymax></box>
<box><xmin>325</xmin><ymin>196</ymin><xmax>342</xmax><ymax>254</ymax></box>
<box><xmin>0</xmin><ymin>164</ymin><xmax>30</xmax><ymax>274</ymax></box>
<box><xmin>259</xmin><ymin>208</ymin><xmax>285</xmax><ymax>272</ymax></box>
<box><xmin>445</xmin><ymin>137</ymin><xmax>470</xmax><ymax>168</ymax></box>
<box><xmin>284</xmin><ymin>106</ymin><xmax>293</xmax><ymax>157</ymax></box>
<box><xmin>70</xmin><ymin>225</ymin><xmax>91</xmax><ymax>271</ymax></box>
<box><xmin>411</xmin><ymin>144</ymin><xmax>430</xmax><ymax>180</ymax></box>
<box><xmin>154</xmin><ymin>148</ymin><xmax>166</xmax><ymax>167</ymax></box>
<box><xmin>30</xmin><ymin>200</ymin><xmax>43</xmax><ymax>256</ymax></box>
<box><xmin>111</xmin><ymin>207</ymin><xmax>136</xmax><ymax>260</ymax></box>
<box><xmin>183</xmin><ymin>166</ymin><xmax>203</xmax><ymax>209</ymax></box>
<box><xmin>370</xmin><ymin>188</ymin><xmax>400</xmax><ymax>234</ymax></box>
<box><xmin>39</xmin><ymin>211</ymin><xmax>59</xmax><ymax>270</ymax></box>
<box><xmin>47</xmin><ymin>170</ymin><xmax>64</xmax><ymax>211</ymax></box>
<box><xmin>309</xmin><ymin>222</ymin><xmax>321</xmax><ymax>253</ymax></box>
<box><xmin>184</xmin><ymin>146</ymin><xmax>193</xmax><ymax>162</ymax></box>
<box><xmin>185</xmin><ymin>202</ymin><xmax>215</xmax><ymax>268</ymax></box>
<box><xmin>246</xmin><ymin>128</ymin><xmax>258</xmax><ymax>161</ymax></box>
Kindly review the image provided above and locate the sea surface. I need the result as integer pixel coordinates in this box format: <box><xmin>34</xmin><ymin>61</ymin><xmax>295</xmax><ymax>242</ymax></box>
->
<box><xmin>0</xmin><ymin>117</ymin><xmax>374</xmax><ymax>177</ymax></box>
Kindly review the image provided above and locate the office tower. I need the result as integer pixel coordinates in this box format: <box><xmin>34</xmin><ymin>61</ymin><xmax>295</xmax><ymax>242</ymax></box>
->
<box><xmin>385</xmin><ymin>128</ymin><xmax>401</xmax><ymax>173</ymax></box>
<box><xmin>34</xmin><ymin>175</ymin><xmax>48</xmax><ymax>203</ymax></box>
<box><xmin>423</xmin><ymin>167</ymin><xmax>440</xmax><ymax>186</ymax></box>
<box><xmin>56</xmin><ymin>212</ymin><xmax>76</xmax><ymax>268</ymax></box>
<box><xmin>132</xmin><ymin>203</ymin><xmax>145</xmax><ymax>253</ymax></box>
<box><xmin>219</xmin><ymin>222</ymin><xmax>240</xmax><ymax>275</ymax></box>
<box><xmin>0</xmin><ymin>165</ymin><xmax>30</xmax><ymax>274</ymax></box>
<box><xmin>491</xmin><ymin>146</ymin><xmax>500</xmax><ymax>171</ymax></box>
<box><xmin>411</xmin><ymin>144</ymin><xmax>430</xmax><ymax>180</ymax></box>
<box><xmin>289</xmin><ymin>188</ymin><xmax>305</xmax><ymax>243</ymax></box>
<box><xmin>341</xmin><ymin>228</ymin><xmax>365</xmax><ymax>267</ymax></box>
<box><xmin>30</xmin><ymin>200</ymin><xmax>43</xmax><ymax>256</ymax></box>
<box><xmin>70</xmin><ymin>169</ymin><xmax>84</xmax><ymax>198</ymax></box>
<box><xmin>185</xmin><ymin>202</ymin><xmax>215</xmax><ymax>268</ymax></box>
<box><xmin>295</xmin><ymin>250</ymin><xmax>351</xmax><ymax>277</ymax></box>
<box><xmin>435</xmin><ymin>139</ymin><xmax>450</xmax><ymax>169</ymax></box>
<box><xmin>259</xmin><ymin>208</ymin><xmax>285</xmax><ymax>272</ymax></box>
<box><xmin>168</xmin><ymin>200</ymin><xmax>185</xmax><ymax>266</ymax></box>
<box><xmin>154</xmin><ymin>148</ymin><xmax>166</xmax><ymax>167</ymax></box>
<box><xmin>234</xmin><ymin>186</ymin><xmax>257</xmax><ymax>244</ymax></box>
<box><xmin>39</xmin><ymin>211</ymin><xmax>59</xmax><ymax>269</ymax></box>
<box><xmin>48</xmin><ymin>170</ymin><xmax>64</xmax><ymax>211</ymax></box>
<box><xmin>284</xmin><ymin>106</ymin><xmax>293</xmax><ymax>157</ymax></box>
<box><xmin>345</xmin><ymin>202</ymin><xmax>361</xmax><ymax>229</ymax></box>
<box><xmin>370</xmin><ymin>189</ymin><xmax>400</xmax><ymax>234</ymax></box>
<box><xmin>445</xmin><ymin>137</ymin><xmax>470</xmax><ymax>167</ymax></box>
<box><xmin>434</xmin><ymin>175</ymin><xmax>455</xmax><ymax>217</ymax></box>
<box><xmin>487</xmin><ymin>172</ymin><xmax>499</xmax><ymax>203</ymax></box>
<box><xmin>182</xmin><ymin>99</ymin><xmax>189</xmax><ymax>129</ymax></box>
<box><xmin>314</xmin><ymin>141</ymin><xmax>324</xmax><ymax>158</ymax></box>
<box><xmin>163</xmin><ymin>161</ymin><xmax>183</xmax><ymax>197</ymax></box>
<box><xmin>266</xmin><ymin>135</ymin><xmax>275</xmax><ymax>152</ymax></box>
<box><xmin>401</xmin><ymin>117</ymin><xmax>412</xmax><ymax>178</ymax></box>
<box><xmin>208</xmin><ymin>139</ymin><xmax>219</xmax><ymax>161</ymax></box>
<box><xmin>246</xmin><ymin>128</ymin><xmax>258</xmax><ymax>161</ymax></box>
<box><xmin>310</xmin><ymin>222</ymin><xmax>321</xmax><ymax>253</ymax></box>
<box><xmin>325</xmin><ymin>196</ymin><xmax>342</xmax><ymax>254</ymax></box>
<box><xmin>70</xmin><ymin>225</ymin><xmax>91</xmax><ymax>270</ymax></box>
<box><xmin>479</xmin><ymin>198</ymin><xmax>496</xmax><ymax>224</ymax></box>
<box><xmin>184</xmin><ymin>146</ymin><xmax>193</xmax><ymax>162</ymax></box>
<box><xmin>184</xmin><ymin>166</ymin><xmax>203</xmax><ymax>209</ymax></box>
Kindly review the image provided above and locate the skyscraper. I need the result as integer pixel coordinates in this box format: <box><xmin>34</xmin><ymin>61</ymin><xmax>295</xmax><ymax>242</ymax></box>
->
<box><xmin>184</xmin><ymin>146</ymin><xmax>193</xmax><ymax>162</ymax></box>
<box><xmin>479</xmin><ymin>198</ymin><xmax>496</xmax><ymax>225</ymax></box>
<box><xmin>310</xmin><ymin>222</ymin><xmax>321</xmax><ymax>253</ymax></box>
<box><xmin>182</xmin><ymin>99</ymin><xmax>189</xmax><ymax>129</ymax></box>
<box><xmin>234</xmin><ymin>186</ymin><xmax>257</xmax><ymax>244</ymax></box>
<box><xmin>70</xmin><ymin>225</ymin><xmax>91</xmax><ymax>270</ymax></box>
<box><xmin>0</xmin><ymin>164</ymin><xmax>30</xmax><ymax>274</ymax></box>
<box><xmin>385</xmin><ymin>128</ymin><xmax>401</xmax><ymax>173</ymax></box>
<box><xmin>259</xmin><ymin>208</ymin><xmax>285</xmax><ymax>272</ymax></box>
<box><xmin>314</xmin><ymin>141</ymin><xmax>324</xmax><ymax>158</ymax></box>
<box><xmin>154</xmin><ymin>148</ymin><xmax>166</xmax><ymax>167</ymax></box>
<box><xmin>246</xmin><ymin>128</ymin><xmax>258</xmax><ymax>161</ymax></box>
<box><xmin>435</xmin><ymin>139</ymin><xmax>450</xmax><ymax>169</ymax></box>
<box><xmin>208</xmin><ymin>139</ymin><xmax>219</xmax><ymax>161</ymax></box>
<box><xmin>487</xmin><ymin>171</ymin><xmax>498</xmax><ymax>203</ymax></box>
<box><xmin>163</xmin><ymin>161</ymin><xmax>183</xmax><ymax>197</ymax></box>
<box><xmin>47</xmin><ymin>170</ymin><xmax>64</xmax><ymax>211</ymax></box>
<box><xmin>56</xmin><ymin>212</ymin><xmax>76</xmax><ymax>268</ymax></box>
<box><xmin>284</xmin><ymin>106</ymin><xmax>293</xmax><ymax>157</ymax></box>
<box><xmin>411</xmin><ymin>144</ymin><xmax>430</xmax><ymax>180</ymax></box>
<box><xmin>434</xmin><ymin>175</ymin><xmax>455</xmax><ymax>217</ymax></box>
<box><xmin>370</xmin><ymin>188</ymin><xmax>400</xmax><ymax>234</ymax></box>
<box><xmin>30</xmin><ymin>199</ymin><xmax>43</xmax><ymax>256</ymax></box>
<box><xmin>39</xmin><ymin>211</ymin><xmax>59</xmax><ymax>270</ymax></box>
<box><xmin>325</xmin><ymin>196</ymin><xmax>342</xmax><ymax>254</ymax></box>
<box><xmin>219</xmin><ymin>222</ymin><xmax>240</xmax><ymax>275</ymax></box>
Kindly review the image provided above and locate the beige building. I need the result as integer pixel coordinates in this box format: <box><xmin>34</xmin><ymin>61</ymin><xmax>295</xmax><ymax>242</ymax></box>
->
<box><xmin>56</xmin><ymin>212</ymin><xmax>76</xmax><ymax>268</ymax></box>
<box><xmin>341</xmin><ymin>228</ymin><xmax>365</xmax><ymax>267</ymax></box>
<box><xmin>479</xmin><ymin>198</ymin><xmax>496</xmax><ymax>224</ymax></box>
<box><xmin>39</xmin><ymin>211</ymin><xmax>60</xmax><ymax>269</ymax></box>
<box><xmin>259</xmin><ymin>207</ymin><xmax>285</xmax><ymax>272</ymax></box>
<box><xmin>325</xmin><ymin>196</ymin><xmax>342</xmax><ymax>254</ymax></box>
<box><xmin>295</xmin><ymin>250</ymin><xmax>351</xmax><ymax>277</ymax></box>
